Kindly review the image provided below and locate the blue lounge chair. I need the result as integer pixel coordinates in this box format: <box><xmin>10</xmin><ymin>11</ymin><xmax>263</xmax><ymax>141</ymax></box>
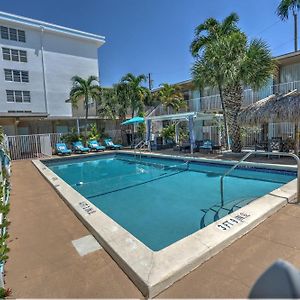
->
<box><xmin>56</xmin><ymin>143</ymin><xmax>71</xmax><ymax>155</ymax></box>
<box><xmin>72</xmin><ymin>141</ymin><xmax>90</xmax><ymax>153</ymax></box>
<box><xmin>104</xmin><ymin>138</ymin><xmax>123</xmax><ymax>150</ymax></box>
<box><xmin>88</xmin><ymin>140</ymin><xmax>105</xmax><ymax>152</ymax></box>
<box><xmin>199</xmin><ymin>140</ymin><xmax>213</xmax><ymax>152</ymax></box>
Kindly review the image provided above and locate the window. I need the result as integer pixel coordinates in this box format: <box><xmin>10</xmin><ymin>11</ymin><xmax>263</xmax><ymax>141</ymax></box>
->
<box><xmin>15</xmin><ymin>91</ymin><xmax>22</xmax><ymax>102</ymax></box>
<box><xmin>13</xmin><ymin>70</ymin><xmax>21</xmax><ymax>82</ymax></box>
<box><xmin>4</xmin><ymin>69</ymin><xmax>29</xmax><ymax>82</ymax></box>
<box><xmin>4</xmin><ymin>69</ymin><xmax>12</xmax><ymax>81</ymax></box>
<box><xmin>2</xmin><ymin>48</ymin><xmax>10</xmax><ymax>60</ymax></box>
<box><xmin>0</xmin><ymin>26</ymin><xmax>26</xmax><ymax>42</ymax></box>
<box><xmin>23</xmin><ymin>91</ymin><xmax>31</xmax><ymax>102</ymax></box>
<box><xmin>21</xmin><ymin>71</ymin><xmax>29</xmax><ymax>82</ymax></box>
<box><xmin>2</xmin><ymin>48</ymin><xmax>27</xmax><ymax>62</ymax></box>
<box><xmin>6</xmin><ymin>90</ymin><xmax>14</xmax><ymax>102</ymax></box>
<box><xmin>17</xmin><ymin>30</ymin><xmax>26</xmax><ymax>42</ymax></box>
<box><xmin>9</xmin><ymin>28</ymin><xmax>17</xmax><ymax>41</ymax></box>
<box><xmin>0</xmin><ymin>26</ymin><xmax>8</xmax><ymax>39</ymax></box>
<box><xmin>5</xmin><ymin>90</ymin><xmax>31</xmax><ymax>103</ymax></box>
<box><xmin>19</xmin><ymin>50</ymin><xmax>27</xmax><ymax>62</ymax></box>
<box><xmin>11</xmin><ymin>49</ymin><xmax>19</xmax><ymax>61</ymax></box>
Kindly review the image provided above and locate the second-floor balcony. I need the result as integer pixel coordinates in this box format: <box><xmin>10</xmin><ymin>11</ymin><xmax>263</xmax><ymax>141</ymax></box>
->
<box><xmin>201</xmin><ymin>80</ymin><xmax>300</xmax><ymax>111</ymax></box>
<box><xmin>148</xmin><ymin>80</ymin><xmax>300</xmax><ymax>118</ymax></box>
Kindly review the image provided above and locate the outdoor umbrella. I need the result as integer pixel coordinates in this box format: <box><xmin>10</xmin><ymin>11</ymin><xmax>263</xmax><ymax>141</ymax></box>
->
<box><xmin>121</xmin><ymin>116</ymin><xmax>145</xmax><ymax>125</ymax></box>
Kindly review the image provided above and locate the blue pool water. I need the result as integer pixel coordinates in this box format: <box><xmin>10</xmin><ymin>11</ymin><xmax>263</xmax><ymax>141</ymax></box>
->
<box><xmin>46</xmin><ymin>154</ymin><xmax>296</xmax><ymax>251</ymax></box>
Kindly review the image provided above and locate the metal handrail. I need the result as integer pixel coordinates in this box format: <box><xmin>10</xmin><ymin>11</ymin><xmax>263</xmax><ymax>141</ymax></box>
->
<box><xmin>134</xmin><ymin>140</ymin><xmax>147</xmax><ymax>159</ymax></box>
<box><xmin>220</xmin><ymin>151</ymin><xmax>300</xmax><ymax>205</ymax></box>
<box><xmin>134</xmin><ymin>140</ymin><xmax>145</xmax><ymax>150</ymax></box>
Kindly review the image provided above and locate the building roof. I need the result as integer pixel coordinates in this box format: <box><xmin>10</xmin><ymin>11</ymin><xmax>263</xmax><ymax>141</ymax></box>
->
<box><xmin>0</xmin><ymin>11</ymin><xmax>105</xmax><ymax>46</ymax></box>
<box><xmin>169</xmin><ymin>51</ymin><xmax>300</xmax><ymax>90</ymax></box>
<box><xmin>273</xmin><ymin>51</ymin><xmax>300</xmax><ymax>66</ymax></box>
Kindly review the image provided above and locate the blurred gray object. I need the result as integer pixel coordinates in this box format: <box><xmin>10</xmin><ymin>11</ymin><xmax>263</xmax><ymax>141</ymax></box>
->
<box><xmin>249</xmin><ymin>260</ymin><xmax>300</xmax><ymax>298</ymax></box>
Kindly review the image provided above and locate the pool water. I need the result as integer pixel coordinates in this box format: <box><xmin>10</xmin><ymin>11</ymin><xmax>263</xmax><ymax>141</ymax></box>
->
<box><xmin>47</xmin><ymin>154</ymin><xmax>296</xmax><ymax>251</ymax></box>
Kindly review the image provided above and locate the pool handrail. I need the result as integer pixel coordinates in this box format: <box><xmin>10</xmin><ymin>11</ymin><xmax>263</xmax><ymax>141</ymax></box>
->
<box><xmin>220</xmin><ymin>151</ymin><xmax>300</xmax><ymax>205</ymax></box>
<box><xmin>134</xmin><ymin>140</ymin><xmax>148</xmax><ymax>160</ymax></box>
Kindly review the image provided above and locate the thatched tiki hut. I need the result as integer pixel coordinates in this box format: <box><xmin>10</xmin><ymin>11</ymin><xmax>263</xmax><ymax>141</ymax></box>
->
<box><xmin>238</xmin><ymin>90</ymin><xmax>300</xmax><ymax>154</ymax></box>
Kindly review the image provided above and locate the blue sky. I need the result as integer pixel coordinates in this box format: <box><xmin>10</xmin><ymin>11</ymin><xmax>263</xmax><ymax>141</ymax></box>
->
<box><xmin>0</xmin><ymin>0</ymin><xmax>296</xmax><ymax>87</ymax></box>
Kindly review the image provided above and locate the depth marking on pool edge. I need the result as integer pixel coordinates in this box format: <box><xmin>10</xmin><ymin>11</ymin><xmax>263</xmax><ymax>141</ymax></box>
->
<box><xmin>216</xmin><ymin>212</ymin><xmax>251</xmax><ymax>231</ymax></box>
<box><xmin>79</xmin><ymin>201</ymin><xmax>96</xmax><ymax>215</ymax></box>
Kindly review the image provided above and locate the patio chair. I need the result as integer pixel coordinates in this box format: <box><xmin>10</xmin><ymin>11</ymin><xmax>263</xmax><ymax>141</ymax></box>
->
<box><xmin>55</xmin><ymin>143</ymin><xmax>71</xmax><ymax>156</ymax></box>
<box><xmin>72</xmin><ymin>141</ymin><xmax>90</xmax><ymax>153</ymax></box>
<box><xmin>88</xmin><ymin>140</ymin><xmax>105</xmax><ymax>152</ymax></box>
<box><xmin>249</xmin><ymin>260</ymin><xmax>300</xmax><ymax>298</ymax></box>
<box><xmin>104</xmin><ymin>138</ymin><xmax>123</xmax><ymax>150</ymax></box>
<box><xmin>199</xmin><ymin>140</ymin><xmax>213</xmax><ymax>153</ymax></box>
<box><xmin>269</xmin><ymin>137</ymin><xmax>283</xmax><ymax>152</ymax></box>
<box><xmin>254</xmin><ymin>140</ymin><xmax>269</xmax><ymax>152</ymax></box>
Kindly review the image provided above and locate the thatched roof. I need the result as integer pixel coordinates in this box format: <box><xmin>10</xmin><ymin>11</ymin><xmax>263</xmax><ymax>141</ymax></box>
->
<box><xmin>238</xmin><ymin>90</ymin><xmax>300</xmax><ymax>125</ymax></box>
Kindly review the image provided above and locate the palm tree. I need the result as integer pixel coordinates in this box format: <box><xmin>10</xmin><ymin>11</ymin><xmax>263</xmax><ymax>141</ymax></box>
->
<box><xmin>192</xmin><ymin>19</ymin><xmax>274</xmax><ymax>152</ymax></box>
<box><xmin>121</xmin><ymin>73</ymin><xmax>150</xmax><ymax>118</ymax></box>
<box><xmin>190</xmin><ymin>13</ymin><xmax>240</xmax><ymax>149</ymax></box>
<box><xmin>69</xmin><ymin>75</ymin><xmax>101</xmax><ymax>138</ymax></box>
<box><xmin>216</xmin><ymin>33</ymin><xmax>274</xmax><ymax>152</ymax></box>
<box><xmin>156</xmin><ymin>83</ymin><xmax>186</xmax><ymax>112</ymax></box>
<box><xmin>277</xmin><ymin>0</ymin><xmax>300</xmax><ymax>51</ymax></box>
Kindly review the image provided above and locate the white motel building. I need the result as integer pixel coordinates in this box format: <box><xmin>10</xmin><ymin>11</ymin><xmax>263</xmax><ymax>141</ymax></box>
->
<box><xmin>0</xmin><ymin>11</ymin><xmax>105</xmax><ymax>136</ymax></box>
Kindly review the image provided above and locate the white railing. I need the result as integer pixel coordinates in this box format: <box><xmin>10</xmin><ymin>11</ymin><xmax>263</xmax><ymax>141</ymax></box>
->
<box><xmin>201</xmin><ymin>80</ymin><xmax>300</xmax><ymax>111</ymax></box>
<box><xmin>147</xmin><ymin>98</ymin><xmax>201</xmax><ymax>118</ymax></box>
<box><xmin>6</xmin><ymin>133</ymin><xmax>62</xmax><ymax>160</ymax></box>
<box><xmin>149</xmin><ymin>80</ymin><xmax>300</xmax><ymax>116</ymax></box>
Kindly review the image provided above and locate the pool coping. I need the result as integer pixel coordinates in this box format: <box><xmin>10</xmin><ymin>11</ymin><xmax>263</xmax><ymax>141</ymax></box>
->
<box><xmin>32</xmin><ymin>152</ymin><xmax>298</xmax><ymax>297</ymax></box>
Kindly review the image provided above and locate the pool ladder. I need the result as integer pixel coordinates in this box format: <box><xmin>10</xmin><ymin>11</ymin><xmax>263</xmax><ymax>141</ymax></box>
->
<box><xmin>134</xmin><ymin>140</ymin><xmax>148</xmax><ymax>160</ymax></box>
<box><xmin>220</xmin><ymin>151</ymin><xmax>300</xmax><ymax>205</ymax></box>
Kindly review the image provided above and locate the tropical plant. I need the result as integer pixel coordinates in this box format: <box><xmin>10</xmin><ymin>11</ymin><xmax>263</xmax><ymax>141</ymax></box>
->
<box><xmin>121</xmin><ymin>73</ymin><xmax>150</xmax><ymax>118</ymax></box>
<box><xmin>277</xmin><ymin>0</ymin><xmax>300</xmax><ymax>51</ymax></box>
<box><xmin>0</xmin><ymin>287</ymin><xmax>12</xmax><ymax>299</ymax></box>
<box><xmin>155</xmin><ymin>83</ymin><xmax>187</xmax><ymax>112</ymax></box>
<box><xmin>0</xmin><ymin>127</ymin><xmax>11</xmax><ymax>297</ymax></box>
<box><xmin>161</xmin><ymin>124</ymin><xmax>176</xmax><ymax>141</ymax></box>
<box><xmin>192</xmin><ymin>15</ymin><xmax>275</xmax><ymax>152</ymax></box>
<box><xmin>69</xmin><ymin>75</ymin><xmax>101</xmax><ymax>138</ymax></box>
<box><xmin>61</xmin><ymin>128</ymin><xmax>82</xmax><ymax>145</ymax></box>
<box><xmin>88</xmin><ymin>123</ymin><xmax>100</xmax><ymax>140</ymax></box>
<box><xmin>190</xmin><ymin>13</ymin><xmax>240</xmax><ymax>149</ymax></box>
<box><xmin>97</xmin><ymin>87</ymin><xmax>119</xmax><ymax>120</ymax></box>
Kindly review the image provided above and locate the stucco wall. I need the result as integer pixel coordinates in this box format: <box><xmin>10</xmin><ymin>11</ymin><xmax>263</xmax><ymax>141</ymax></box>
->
<box><xmin>0</xmin><ymin>21</ymin><xmax>100</xmax><ymax>117</ymax></box>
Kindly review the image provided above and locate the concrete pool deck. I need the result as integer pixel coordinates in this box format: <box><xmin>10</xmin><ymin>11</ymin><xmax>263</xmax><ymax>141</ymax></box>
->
<box><xmin>5</xmin><ymin>160</ymin><xmax>300</xmax><ymax>298</ymax></box>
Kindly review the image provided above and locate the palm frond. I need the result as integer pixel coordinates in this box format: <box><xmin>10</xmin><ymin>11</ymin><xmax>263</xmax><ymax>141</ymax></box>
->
<box><xmin>276</xmin><ymin>0</ymin><xmax>300</xmax><ymax>20</ymax></box>
<box><xmin>87</xmin><ymin>75</ymin><xmax>99</xmax><ymax>86</ymax></box>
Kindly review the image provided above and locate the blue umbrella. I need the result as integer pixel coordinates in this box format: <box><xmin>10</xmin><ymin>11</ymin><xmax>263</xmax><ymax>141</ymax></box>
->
<box><xmin>121</xmin><ymin>116</ymin><xmax>145</xmax><ymax>125</ymax></box>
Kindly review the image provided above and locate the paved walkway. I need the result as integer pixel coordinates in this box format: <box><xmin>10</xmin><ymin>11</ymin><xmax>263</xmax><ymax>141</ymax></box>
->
<box><xmin>5</xmin><ymin>160</ymin><xmax>300</xmax><ymax>298</ymax></box>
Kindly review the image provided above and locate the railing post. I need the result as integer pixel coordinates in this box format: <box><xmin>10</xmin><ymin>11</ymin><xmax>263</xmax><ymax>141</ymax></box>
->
<box><xmin>35</xmin><ymin>135</ymin><xmax>39</xmax><ymax>158</ymax></box>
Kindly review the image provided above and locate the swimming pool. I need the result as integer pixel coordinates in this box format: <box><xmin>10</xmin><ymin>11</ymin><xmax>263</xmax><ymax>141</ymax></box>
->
<box><xmin>46</xmin><ymin>153</ymin><xmax>296</xmax><ymax>251</ymax></box>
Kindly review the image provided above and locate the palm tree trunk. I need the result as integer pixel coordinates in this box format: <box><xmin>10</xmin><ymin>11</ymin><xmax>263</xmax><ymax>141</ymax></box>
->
<box><xmin>218</xmin><ymin>84</ymin><xmax>230</xmax><ymax>150</ymax></box>
<box><xmin>85</xmin><ymin>96</ymin><xmax>89</xmax><ymax>140</ymax></box>
<box><xmin>294</xmin><ymin>11</ymin><xmax>298</xmax><ymax>52</ymax></box>
<box><xmin>223</xmin><ymin>84</ymin><xmax>243</xmax><ymax>153</ymax></box>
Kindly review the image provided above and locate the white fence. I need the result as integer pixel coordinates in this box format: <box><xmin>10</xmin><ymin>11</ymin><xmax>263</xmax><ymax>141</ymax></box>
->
<box><xmin>5</xmin><ymin>130</ymin><xmax>122</xmax><ymax>160</ymax></box>
<box><xmin>6</xmin><ymin>133</ymin><xmax>62</xmax><ymax>160</ymax></box>
<box><xmin>203</xmin><ymin>122</ymin><xmax>297</xmax><ymax>147</ymax></box>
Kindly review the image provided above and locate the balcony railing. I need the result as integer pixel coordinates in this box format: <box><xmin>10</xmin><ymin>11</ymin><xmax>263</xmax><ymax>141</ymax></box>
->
<box><xmin>147</xmin><ymin>80</ymin><xmax>300</xmax><ymax>118</ymax></box>
<box><xmin>147</xmin><ymin>98</ymin><xmax>201</xmax><ymax>118</ymax></box>
<box><xmin>201</xmin><ymin>80</ymin><xmax>300</xmax><ymax>111</ymax></box>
